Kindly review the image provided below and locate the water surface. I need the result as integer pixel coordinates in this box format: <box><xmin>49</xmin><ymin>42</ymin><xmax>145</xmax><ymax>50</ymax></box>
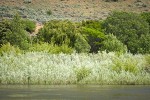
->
<box><xmin>0</xmin><ymin>85</ymin><xmax>150</xmax><ymax>100</ymax></box>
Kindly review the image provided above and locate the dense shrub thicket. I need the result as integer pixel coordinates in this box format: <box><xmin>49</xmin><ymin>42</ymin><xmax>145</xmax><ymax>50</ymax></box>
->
<box><xmin>102</xmin><ymin>11</ymin><xmax>150</xmax><ymax>54</ymax></box>
<box><xmin>0</xmin><ymin>11</ymin><xmax>150</xmax><ymax>54</ymax></box>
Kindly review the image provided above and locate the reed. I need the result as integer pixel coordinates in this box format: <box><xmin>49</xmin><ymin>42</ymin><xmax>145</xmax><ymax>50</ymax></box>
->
<box><xmin>0</xmin><ymin>51</ymin><xmax>150</xmax><ymax>85</ymax></box>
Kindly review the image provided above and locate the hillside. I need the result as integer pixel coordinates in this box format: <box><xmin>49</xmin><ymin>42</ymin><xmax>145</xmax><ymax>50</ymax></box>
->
<box><xmin>0</xmin><ymin>0</ymin><xmax>150</xmax><ymax>22</ymax></box>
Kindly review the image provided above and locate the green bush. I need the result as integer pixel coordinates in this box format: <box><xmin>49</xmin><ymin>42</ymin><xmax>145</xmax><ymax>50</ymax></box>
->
<box><xmin>9</xmin><ymin>14</ymin><xmax>30</xmax><ymax>50</ymax></box>
<box><xmin>112</xmin><ymin>57</ymin><xmax>139</xmax><ymax>74</ymax></box>
<box><xmin>74</xmin><ymin>34</ymin><xmax>91</xmax><ymax>53</ymax></box>
<box><xmin>0</xmin><ymin>19</ymin><xmax>11</xmax><ymax>45</ymax></box>
<box><xmin>36</xmin><ymin>20</ymin><xmax>89</xmax><ymax>53</ymax></box>
<box><xmin>138</xmin><ymin>34</ymin><xmax>150</xmax><ymax>54</ymax></box>
<box><xmin>29</xmin><ymin>42</ymin><xmax>74</xmax><ymax>54</ymax></box>
<box><xmin>100</xmin><ymin>34</ymin><xmax>127</xmax><ymax>54</ymax></box>
<box><xmin>81</xmin><ymin>20</ymin><xmax>103</xmax><ymax>32</ymax></box>
<box><xmin>102</xmin><ymin>11</ymin><xmax>150</xmax><ymax>54</ymax></box>
<box><xmin>80</xmin><ymin>20</ymin><xmax>106</xmax><ymax>53</ymax></box>
<box><xmin>144</xmin><ymin>55</ymin><xmax>150</xmax><ymax>73</ymax></box>
<box><xmin>37</xmin><ymin>20</ymin><xmax>77</xmax><ymax>45</ymax></box>
<box><xmin>141</xmin><ymin>12</ymin><xmax>150</xmax><ymax>26</ymax></box>
<box><xmin>0</xmin><ymin>43</ymin><xmax>21</xmax><ymax>56</ymax></box>
<box><xmin>51</xmin><ymin>44</ymin><xmax>74</xmax><ymax>54</ymax></box>
<box><xmin>46</xmin><ymin>10</ymin><xmax>52</xmax><ymax>15</ymax></box>
<box><xmin>22</xmin><ymin>19</ymin><xmax>36</xmax><ymax>33</ymax></box>
<box><xmin>81</xmin><ymin>27</ymin><xmax>105</xmax><ymax>53</ymax></box>
<box><xmin>28</xmin><ymin>42</ymin><xmax>52</xmax><ymax>52</ymax></box>
<box><xmin>75</xmin><ymin>67</ymin><xmax>91</xmax><ymax>82</ymax></box>
<box><xmin>0</xmin><ymin>14</ymin><xmax>31</xmax><ymax>50</ymax></box>
<box><xmin>24</xmin><ymin>0</ymin><xmax>32</xmax><ymax>3</ymax></box>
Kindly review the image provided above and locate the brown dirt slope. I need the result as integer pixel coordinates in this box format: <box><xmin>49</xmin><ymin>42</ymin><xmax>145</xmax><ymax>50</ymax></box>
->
<box><xmin>0</xmin><ymin>0</ymin><xmax>150</xmax><ymax>21</ymax></box>
<box><xmin>33</xmin><ymin>23</ymin><xmax>43</xmax><ymax>34</ymax></box>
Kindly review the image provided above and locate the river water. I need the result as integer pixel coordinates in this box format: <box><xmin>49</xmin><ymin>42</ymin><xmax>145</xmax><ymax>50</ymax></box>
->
<box><xmin>0</xmin><ymin>85</ymin><xmax>150</xmax><ymax>100</ymax></box>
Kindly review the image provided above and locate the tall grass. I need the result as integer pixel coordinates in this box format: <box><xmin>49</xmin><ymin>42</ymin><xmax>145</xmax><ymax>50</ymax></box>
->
<box><xmin>0</xmin><ymin>51</ymin><xmax>150</xmax><ymax>85</ymax></box>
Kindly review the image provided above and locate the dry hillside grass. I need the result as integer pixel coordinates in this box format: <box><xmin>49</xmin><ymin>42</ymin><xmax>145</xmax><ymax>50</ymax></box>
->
<box><xmin>0</xmin><ymin>0</ymin><xmax>150</xmax><ymax>21</ymax></box>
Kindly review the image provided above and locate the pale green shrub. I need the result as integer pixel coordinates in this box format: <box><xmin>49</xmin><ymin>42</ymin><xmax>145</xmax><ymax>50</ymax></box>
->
<box><xmin>28</xmin><ymin>42</ymin><xmax>74</xmax><ymax>54</ymax></box>
<box><xmin>145</xmin><ymin>55</ymin><xmax>150</xmax><ymax>65</ymax></box>
<box><xmin>0</xmin><ymin>43</ymin><xmax>22</xmax><ymax>56</ymax></box>
<box><xmin>28</xmin><ymin>42</ymin><xmax>52</xmax><ymax>52</ymax></box>
<box><xmin>51</xmin><ymin>44</ymin><xmax>74</xmax><ymax>54</ymax></box>
<box><xmin>112</xmin><ymin>54</ymin><xmax>139</xmax><ymax>74</ymax></box>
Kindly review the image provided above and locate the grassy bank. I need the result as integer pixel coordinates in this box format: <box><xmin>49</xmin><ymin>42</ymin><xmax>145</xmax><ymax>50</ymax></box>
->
<box><xmin>0</xmin><ymin>51</ymin><xmax>150</xmax><ymax>85</ymax></box>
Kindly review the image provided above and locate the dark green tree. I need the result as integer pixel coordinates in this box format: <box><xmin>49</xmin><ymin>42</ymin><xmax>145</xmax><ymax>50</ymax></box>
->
<box><xmin>0</xmin><ymin>19</ymin><xmax>11</xmax><ymax>45</ymax></box>
<box><xmin>81</xmin><ymin>20</ymin><xmax>105</xmax><ymax>53</ymax></box>
<box><xmin>81</xmin><ymin>27</ymin><xmax>105</xmax><ymax>53</ymax></box>
<box><xmin>102</xmin><ymin>11</ymin><xmax>150</xmax><ymax>54</ymax></box>
<box><xmin>0</xmin><ymin>14</ymin><xmax>30</xmax><ymax>50</ymax></box>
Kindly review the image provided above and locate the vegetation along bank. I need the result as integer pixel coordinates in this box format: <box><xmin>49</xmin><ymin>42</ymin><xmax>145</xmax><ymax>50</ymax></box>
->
<box><xmin>0</xmin><ymin>11</ymin><xmax>150</xmax><ymax>85</ymax></box>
